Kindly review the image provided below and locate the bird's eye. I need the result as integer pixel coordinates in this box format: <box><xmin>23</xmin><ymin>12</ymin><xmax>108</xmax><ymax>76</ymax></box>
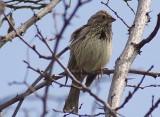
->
<box><xmin>101</xmin><ymin>16</ymin><xmax>106</xmax><ymax>19</ymax></box>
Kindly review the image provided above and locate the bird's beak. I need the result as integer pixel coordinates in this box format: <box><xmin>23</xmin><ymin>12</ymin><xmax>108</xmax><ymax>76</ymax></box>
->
<box><xmin>111</xmin><ymin>17</ymin><xmax>116</xmax><ymax>22</ymax></box>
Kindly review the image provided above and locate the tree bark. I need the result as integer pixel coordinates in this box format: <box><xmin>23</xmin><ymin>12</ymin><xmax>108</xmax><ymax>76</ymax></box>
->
<box><xmin>107</xmin><ymin>0</ymin><xmax>152</xmax><ymax>116</ymax></box>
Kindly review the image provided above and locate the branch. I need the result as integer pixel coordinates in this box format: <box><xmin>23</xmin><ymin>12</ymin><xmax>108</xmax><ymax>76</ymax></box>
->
<box><xmin>0</xmin><ymin>1</ymin><xmax>92</xmax><ymax>115</ymax></box>
<box><xmin>137</xmin><ymin>13</ymin><xmax>160</xmax><ymax>49</ymax></box>
<box><xmin>5</xmin><ymin>3</ymin><xmax>47</xmax><ymax>10</ymax></box>
<box><xmin>0</xmin><ymin>0</ymin><xmax>61</xmax><ymax>48</ymax></box>
<box><xmin>126</xmin><ymin>84</ymin><xmax>160</xmax><ymax>89</ymax></box>
<box><xmin>53</xmin><ymin>108</ymin><xmax>105</xmax><ymax>117</ymax></box>
<box><xmin>101</xmin><ymin>1</ymin><xmax>130</xmax><ymax>28</ymax></box>
<box><xmin>0</xmin><ymin>61</ymin><xmax>118</xmax><ymax>117</ymax></box>
<box><xmin>144</xmin><ymin>98</ymin><xmax>160</xmax><ymax>117</ymax></box>
<box><xmin>0</xmin><ymin>80</ymin><xmax>48</xmax><ymax>112</ymax></box>
<box><xmin>107</xmin><ymin>0</ymin><xmax>152</xmax><ymax>116</ymax></box>
<box><xmin>128</xmin><ymin>68</ymin><xmax>160</xmax><ymax>78</ymax></box>
<box><xmin>61</xmin><ymin>68</ymin><xmax>160</xmax><ymax>78</ymax></box>
<box><xmin>123</xmin><ymin>0</ymin><xmax>136</xmax><ymax>15</ymax></box>
<box><xmin>115</xmin><ymin>66</ymin><xmax>153</xmax><ymax>111</ymax></box>
<box><xmin>1</xmin><ymin>65</ymin><xmax>160</xmax><ymax>112</ymax></box>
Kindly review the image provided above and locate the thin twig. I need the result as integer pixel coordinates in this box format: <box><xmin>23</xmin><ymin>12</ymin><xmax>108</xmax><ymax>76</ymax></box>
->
<box><xmin>12</xmin><ymin>100</ymin><xmax>24</xmax><ymax>117</ymax></box>
<box><xmin>0</xmin><ymin>0</ymin><xmax>61</xmax><ymax>47</ymax></box>
<box><xmin>144</xmin><ymin>98</ymin><xmax>160</xmax><ymax>117</ymax></box>
<box><xmin>41</xmin><ymin>85</ymin><xmax>49</xmax><ymax>117</ymax></box>
<box><xmin>126</xmin><ymin>84</ymin><xmax>160</xmax><ymax>89</ymax></box>
<box><xmin>101</xmin><ymin>1</ymin><xmax>130</xmax><ymax>28</ymax></box>
<box><xmin>124</xmin><ymin>1</ymin><xmax>136</xmax><ymax>15</ymax></box>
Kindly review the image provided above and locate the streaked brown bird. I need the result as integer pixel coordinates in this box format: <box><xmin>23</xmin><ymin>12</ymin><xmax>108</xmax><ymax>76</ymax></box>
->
<box><xmin>63</xmin><ymin>10</ymin><xmax>115</xmax><ymax>113</ymax></box>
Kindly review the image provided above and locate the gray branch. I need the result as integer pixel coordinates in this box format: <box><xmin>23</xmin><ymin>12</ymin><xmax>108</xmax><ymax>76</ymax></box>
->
<box><xmin>107</xmin><ymin>0</ymin><xmax>152</xmax><ymax>116</ymax></box>
<box><xmin>0</xmin><ymin>0</ymin><xmax>61</xmax><ymax>48</ymax></box>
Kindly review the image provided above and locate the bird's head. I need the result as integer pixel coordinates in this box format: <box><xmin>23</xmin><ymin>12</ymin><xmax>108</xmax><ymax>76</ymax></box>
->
<box><xmin>88</xmin><ymin>10</ymin><xmax>115</xmax><ymax>26</ymax></box>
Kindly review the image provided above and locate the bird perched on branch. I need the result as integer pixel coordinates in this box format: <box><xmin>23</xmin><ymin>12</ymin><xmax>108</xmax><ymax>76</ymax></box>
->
<box><xmin>63</xmin><ymin>10</ymin><xmax>115</xmax><ymax>113</ymax></box>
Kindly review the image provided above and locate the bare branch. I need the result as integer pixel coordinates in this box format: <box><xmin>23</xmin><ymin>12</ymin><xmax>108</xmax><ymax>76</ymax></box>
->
<box><xmin>137</xmin><ymin>13</ymin><xmax>160</xmax><ymax>49</ymax></box>
<box><xmin>123</xmin><ymin>0</ymin><xmax>136</xmax><ymax>15</ymax></box>
<box><xmin>53</xmin><ymin>108</ymin><xmax>105</xmax><ymax>117</ymax></box>
<box><xmin>126</xmin><ymin>84</ymin><xmax>160</xmax><ymax>89</ymax></box>
<box><xmin>115</xmin><ymin>66</ymin><xmax>153</xmax><ymax>111</ymax></box>
<box><xmin>101</xmin><ymin>1</ymin><xmax>130</xmax><ymax>28</ymax></box>
<box><xmin>0</xmin><ymin>0</ymin><xmax>61</xmax><ymax>48</ymax></box>
<box><xmin>144</xmin><ymin>98</ymin><xmax>160</xmax><ymax>117</ymax></box>
<box><xmin>107</xmin><ymin>0</ymin><xmax>152</xmax><ymax>116</ymax></box>
<box><xmin>12</xmin><ymin>100</ymin><xmax>23</xmax><ymax>117</ymax></box>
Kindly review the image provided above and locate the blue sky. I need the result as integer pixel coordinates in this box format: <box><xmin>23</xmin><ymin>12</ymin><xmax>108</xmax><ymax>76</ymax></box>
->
<box><xmin>0</xmin><ymin>0</ymin><xmax>160</xmax><ymax>116</ymax></box>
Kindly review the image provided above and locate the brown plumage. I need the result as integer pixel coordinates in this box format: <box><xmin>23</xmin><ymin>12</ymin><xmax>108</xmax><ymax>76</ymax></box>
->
<box><xmin>63</xmin><ymin>10</ymin><xmax>115</xmax><ymax>113</ymax></box>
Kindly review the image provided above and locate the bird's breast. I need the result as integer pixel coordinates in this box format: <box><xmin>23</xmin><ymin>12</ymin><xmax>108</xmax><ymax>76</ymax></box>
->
<box><xmin>74</xmin><ymin>34</ymin><xmax>112</xmax><ymax>72</ymax></box>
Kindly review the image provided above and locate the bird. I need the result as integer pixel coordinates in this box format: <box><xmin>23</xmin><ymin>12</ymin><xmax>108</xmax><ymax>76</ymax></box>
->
<box><xmin>63</xmin><ymin>10</ymin><xmax>115</xmax><ymax>113</ymax></box>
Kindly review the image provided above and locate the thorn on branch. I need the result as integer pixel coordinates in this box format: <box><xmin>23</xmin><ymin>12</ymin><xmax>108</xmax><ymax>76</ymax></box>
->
<box><xmin>128</xmin><ymin>24</ymin><xmax>135</xmax><ymax>34</ymax></box>
<box><xmin>32</xmin><ymin>45</ymin><xmax>36</xmax><ymax>50</ymax></box>
<box><xmin>23</xmin><ymin>60</ymin><xmax>30</xmax><ymax>67</ymax></box>
<box><xmin>34</xmin><ymin>13</ymin><xmax>41</xmax><ymax>20</ymax></box>
<box><xmin>19</xmin><ymin>27</ymin><xmax>25</xmax><ymax>36</ymax></box>
<box><xmin>146</xmin><ymin>12</ymin><xmax>151</xmax><ymax>23</ymax></box>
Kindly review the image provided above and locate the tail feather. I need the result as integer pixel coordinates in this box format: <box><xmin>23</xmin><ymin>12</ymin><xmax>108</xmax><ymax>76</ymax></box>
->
<box><xmin>85</xmin><ymin>74</ymin><xmax>97</xmax><ymax>87</ymax></box>
<box><xmin>63</xmin><ymin>85</ymin><xmax>80</xmax><ymax>113</ymax></box>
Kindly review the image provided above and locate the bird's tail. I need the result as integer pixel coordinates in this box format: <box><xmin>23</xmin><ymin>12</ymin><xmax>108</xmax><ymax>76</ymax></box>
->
<box><xmin>85</xmin><ymin>74</ymin><xmax>97</xmax><ymax>87</ymax></box>
<box><xmin>63</xmin><ymin>83</ymin><xmax>80</xmax><ymax>113</ymax></box>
